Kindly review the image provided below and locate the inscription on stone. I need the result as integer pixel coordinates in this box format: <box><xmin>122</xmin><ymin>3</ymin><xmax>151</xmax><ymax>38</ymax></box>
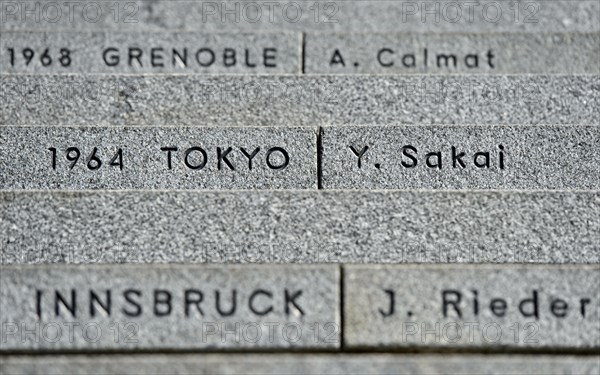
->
<box><xmin>321</xmin><ymin>126</ymin><xmax>600</xmax><ymax>189</ymax></box>
<box><xmin>344</xmin><ymin>265</ymin><xmax>600</xmax><ymax>349</ymax></box>
<box><xmin>0</xmin><ymin>32</ymin><xmax>301</xmax><ymax>73</ymax></box>
<box><xmin>0</xmin><ymin>126</ymin><xmax>316</xmax><ymax>189</ymax></box>
<box><xmin>306</xmin><ymin>33</ymin><xmax>600</xmax><ymax>74</ymax></box>
<box><xmin>0</xmin><ymin>265</ymin><xmax>340</xmax><ymax>350</ymax></box>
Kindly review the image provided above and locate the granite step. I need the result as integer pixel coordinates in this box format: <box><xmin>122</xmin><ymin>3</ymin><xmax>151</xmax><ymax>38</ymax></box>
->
<box><xmin>1</xmin><ymin>1</ymin><xmax>598</xmax><ymax>33</ymax></box>
<box><xmin>1</xmin><ymin>354</ymin><xmax>599</xmax><ymax>374</ymax></box>
<box><xmin>0</xmin><ymin>264</ymin><xmax>341</xmax><ymax>351</ymax></box>
<box><xmin>344</xmin><ymin>264</ymin><xmax>599</xmax><ymax>350</ymax></box>
<box><xmin>2</xmin><ymin>31</ymin><xmax>597</xmax><ymax>74</ymax></box>
<box><xmin>0</xmin><ymin>126</ymin><xmax>318</xmax><ymax>190</ymax></box>
<box><xmin>1</xmin><ymin>75</ymin><xmax>598</xmax><ymax>126</ymax></box>
<box><xmin>1</xmin><ymin>264</ymin><xmax>597</xmax><ymax>352</ymax></box>
<box><xmin>321</xmin><ymin>125</ymin><xmax>600</xmax><ymax>190</ymax></box>
<box><xmin>2</xmin><ymin>191</ymin><xmax>598</xmax><ymax>264</ymax></box>
<box><xmin>305</xmin><ymin>32</ymin><xmax>600</xmax><ymax>74</ymax></box>
<box><xmin>1</xmin><ymin>125</ymin><xmax>598</xmax><ymax>190</ymax></box>
<box><xmin>0</xmin><ymin>31</ymin><xmax>302</xmax><ymax>74</ymax></box>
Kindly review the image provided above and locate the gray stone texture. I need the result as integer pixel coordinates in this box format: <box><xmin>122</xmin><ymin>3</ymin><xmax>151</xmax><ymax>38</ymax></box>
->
<box><xmin>0</xmin><ymin>31</ymin><xmax>301</xmax><ymax>74</ymax></box>
<box><xmin>1</xmin><ymin>191</ymin><xmax>598</xmax><ymax>264</ymax></box>
<box><xmin>1</xmin><ymin>75</ymin><xmax>598</xmax><ymax>126</ymax></box>
<box><xmin>1</xmin><ymin>354</ymin><xmax>598</xmax><ymax>374</ymax></box>
<box><xmin>1</xmin><ymin>1</ymin><xmax>598</xmax><ymax>32</ymax></box>
<box><xmin>321</xmin><ymin>125</ymin><xmax>600</xmax><ymax>190</ymax></box>
<box><xmin>0</xmin><ymin>126</ymin><xmax>316</xmax><ymax>190</ymax></box>
<box><xmin>0</xmin><ymin>264</ymin><xmax>340</xmax><ymax>351</ymax></box>
<box><xmin>306</xmin><ymin>32</ymin><xmax>600</xmax><ymax>74</ymax></box>
<box><xmin>344</xmin><ymin>265</ymin><xmax>600</xmax><ymax>350</ymax></box>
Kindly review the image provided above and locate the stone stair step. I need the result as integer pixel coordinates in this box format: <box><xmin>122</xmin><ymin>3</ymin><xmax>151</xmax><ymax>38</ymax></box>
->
<box><xmin>344</xmin><ymin>264</ymin><xmax>599</xmax><ymax>350</ymax></box>
<box><xmin>0</xmin><ymin>31</ymin><xmax>301</xmax><ymax>74</ymax></box>
<box><xmin>321</xmin><ymin>125</ymin><xmax>599</xmax><ymax>190</ymax></box>
<box><xmin>0</xmin><ymin>264</ymin><xmax>340</xmax><ymax>351</ymax></box>
<box><xmin>1</xmin><ymin>354</ymin><xmax>598</xmax><ymax>374</ymax></box>
<box><xmin>305</xmin><ymin>32</ymin><xmax>600</xmax><ymax>74</ymax></box>
<box><xmin>1</xmin><ymin>1</ymin><xmax>598</xmax><ymax>33</ymax></box>
<box><xmin>0</xmin><ymin>126</ymin><xmax>317</xmax><ymax>190</ymax></box>
<box><xmin>2</xmin><ymin>75</ymin><xmax>598</xmax><ymax>126</ymax></box>
<box><xmin>2</xmin><ymin>191</ymin><xmax>598</xmax><ymax>264</ymax></box>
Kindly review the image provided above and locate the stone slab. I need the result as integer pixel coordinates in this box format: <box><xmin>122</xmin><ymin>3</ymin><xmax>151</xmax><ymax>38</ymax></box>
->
<box><xmin>344</xmin><ymin>265</ymin><xmax>600</xmax><ymax>350</ymax></box>
<box><xmin>321</xmin><ymin>125</ymin><xmax>600</xmax><ymax>190</ymax></box>
<box><xmin>0</xmin><ymin>1</ymin><xmax>598</xmax><ymax>32</ymax></box>
<box><xmin>1</xmin><ymin>75</ymin><xmax>598</xmax><ymax>126</ymax></box>
<box><xmin>1</xmin><ymin>354</ymin><xmax>598</xmax><ymax>374</ymax></box>
<box><xmin>306</xmin><ymin>32</ymin><xmax>600</xmax><ymax>74</ymax></box>
<box><xmin>0</xmin><ymin>126</ymin><xmax>316</xmax><ymax>190</ymax></box>
<box><xmin>1</xmin><ymin>191</ymin><xmax>598</xmax><ymax>264</ymax></box>
<box><xmin>0</xmin><ymin>31</ymin><xmax>301</xmax><ymax>74</ymax></box>
<box><xmin>0</xmin><ymin>264</ymin><xmax>340</xmax><ymax>351</ymax></box>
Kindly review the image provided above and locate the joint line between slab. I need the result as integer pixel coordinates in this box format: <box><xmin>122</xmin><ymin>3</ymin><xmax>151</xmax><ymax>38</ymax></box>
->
<box><xmin>301</xmin><ymin>32</ymin><xmax>306</xmax><ymax>75</ymax></box>
<box><xmin>339</xmin><ymin>265</ymin><xmax>345</xmax><ymax>350</ymax></box>
<box><xmin>317</xmin><ymin>126</ymin><xmax>323</xmax><ymax>190</ymax></box>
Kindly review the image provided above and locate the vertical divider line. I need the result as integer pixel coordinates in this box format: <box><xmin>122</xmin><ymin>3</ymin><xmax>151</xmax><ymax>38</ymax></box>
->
<box><xmin>301</xmin><ymin>32</ymin><xmax>306</xmax><ymax>74</ymax></box>
<box><xmin>317</xmin><ymin>126</ymin><xmax>323</xmax><ymax>190</ymax></box>
<box><xmin>339</xmin><ymin>264</ymin><xmax>345</xmax><ymax>350</ymax></box>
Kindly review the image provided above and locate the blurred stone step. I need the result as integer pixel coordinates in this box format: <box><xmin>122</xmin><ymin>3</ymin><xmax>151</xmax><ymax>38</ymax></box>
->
<box><xmin>1</xmin><ymin>75</ymin><xmax>598</xmax><ymax>126</ymax></box>
<box><xmin>2</xmin><ymin>191</ymin><xmax>598</xmax><ymax>264</ymax></box>
<box><xmin>321</xmin><ymin>125</ymin><xmax>600</xmax><ymax>190</ymax></box>
<box><xmin>1</xmin><ymin>1</ymin><xmax>598</xmax><ymax>33</ymax></box>
<box><xmin>0</xmin><ymin>31</ymin><xmax>301</xmax><ymax>74</ymax></box>
<box><xmin>0</xmin><ymin>264</ymin><xmax>340</xmax><ymax>351</ymax></box>
<box><xmin>1</xmin><ymin>354</ymin><xmax>598</xmax><ymax>374</ymax></box>
<box><xmin>344</xmin><ymin>264</ymin><xmax>599</xmax><ymax>351</ymax></box>
<box><xmin>305</xmin><ymin>32</ymin><xmax>600</xmax><ymax>74</ymax></box>
<box><xmin>0</xmin><ymin>126</ymin><xmax>317</xmax><ymax>190</ymax></box>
